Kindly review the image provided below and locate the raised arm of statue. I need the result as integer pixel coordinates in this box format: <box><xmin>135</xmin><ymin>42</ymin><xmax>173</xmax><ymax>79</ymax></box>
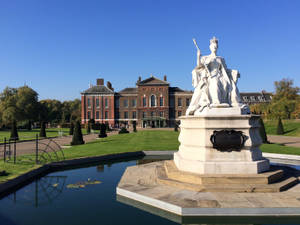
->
<box><xmin>193</xmin><ymin>39</ymin><xmax>202</xmax><ymax>67</ymax></box>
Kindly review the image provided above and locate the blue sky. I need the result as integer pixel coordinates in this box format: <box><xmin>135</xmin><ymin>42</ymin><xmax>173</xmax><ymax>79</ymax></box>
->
<box><xmin>0</xmin><ymin>0</ymin><xmax>299</xmax><ymax>101</ymax></box>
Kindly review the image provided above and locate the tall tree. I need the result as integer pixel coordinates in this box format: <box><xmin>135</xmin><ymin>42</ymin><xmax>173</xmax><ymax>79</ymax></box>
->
<box><xmin>16</xmin><ymin>86</ymin><xmax>39</xmax><ymax>129</ymax></box>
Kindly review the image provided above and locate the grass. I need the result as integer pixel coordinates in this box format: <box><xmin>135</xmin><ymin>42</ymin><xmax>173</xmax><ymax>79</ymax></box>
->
<box><xmin>0</xmin><ymin>128</ymin><xmax>88</xmax><ymax>143</ymax></box>
<box><xmin>264</xmin><ymin>119</ymin><xmax>300</xmax><ymax>137</ymax></box>
<box><xmin>1</xmin><ymin>130</ymin><xmax>300</xmax><ymax>184</ymax></box>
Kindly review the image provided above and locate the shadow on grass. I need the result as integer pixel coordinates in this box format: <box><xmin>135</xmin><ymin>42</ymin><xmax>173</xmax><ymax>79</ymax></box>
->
<box><xmin>284</xmin><ymin>128</ymin><xmax>297</xmax><ymax>134</ymax></box>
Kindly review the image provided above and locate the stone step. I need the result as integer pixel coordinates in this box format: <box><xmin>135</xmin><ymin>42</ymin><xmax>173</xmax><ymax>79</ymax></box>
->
<box><xmin>164</xmin><ymin>160</ymin><xmax>283</xmax><ymax>185</ymax></box>
<box><xmin>157</xmin><ymin>164</ymin><xmax>299</xmax><ymax>193</ymax></box>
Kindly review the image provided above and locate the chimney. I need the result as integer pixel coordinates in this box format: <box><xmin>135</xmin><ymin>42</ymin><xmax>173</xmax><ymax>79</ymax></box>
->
<box><xmin>164</xmin><ymin>75</ymin><xmax>167</xmax><ymax>81</ymax></box>
<box><xmin>97</xmin><ymin>78</ymin><xmax>104</xmax><ymax>86</ymax></box>
<box><xmin>107</xmin><ymin>81</ymin><xmax>114</xmax><ymax>91</ymax></box>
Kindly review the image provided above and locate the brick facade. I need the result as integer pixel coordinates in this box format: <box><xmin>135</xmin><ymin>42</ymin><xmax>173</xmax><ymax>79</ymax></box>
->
<box><xmin>81</xmin><ymin>76</ymin><xmax>272</xmax><ymax>127</ymax></box>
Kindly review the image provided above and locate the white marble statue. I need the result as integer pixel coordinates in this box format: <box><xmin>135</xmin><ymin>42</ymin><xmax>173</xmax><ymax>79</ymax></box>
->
<box><xmin>186</xmin><ymin>37</ymin><xmax>249</xmax><ymax>116</ymax></box>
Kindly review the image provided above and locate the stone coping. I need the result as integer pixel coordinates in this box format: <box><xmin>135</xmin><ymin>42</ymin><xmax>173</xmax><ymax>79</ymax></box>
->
<box><xmin>117</xmin><ymin>188</ymin><xmax>300</xmax><ymax>216</ymax></box>
<box><xmin>179</xmin><ymin>115</ymin><xmax>259</xmax><ymax>119</ymax></box>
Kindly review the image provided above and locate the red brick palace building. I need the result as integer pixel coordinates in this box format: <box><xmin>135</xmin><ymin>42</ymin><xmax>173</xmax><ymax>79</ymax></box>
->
<box><xmin>81</xmin><ymin>76</ymin><xmax>272</xmax><ymax>127</ymax></box>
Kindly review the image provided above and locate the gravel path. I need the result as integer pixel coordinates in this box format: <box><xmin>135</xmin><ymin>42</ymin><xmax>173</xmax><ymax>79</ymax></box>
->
<box><xmin>268</xmin><ymin>135</ymin><xmax>300</xmax><ymax>148</ymax></box>
<box><xmin>0</xmin><ymin>131</ymin><xmax>118</xmax><ymax>158</ymax></box>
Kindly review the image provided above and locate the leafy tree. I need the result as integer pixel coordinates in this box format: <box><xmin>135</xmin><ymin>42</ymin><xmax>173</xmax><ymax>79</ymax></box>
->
<box><xmin>10</xmin><ymin>120</ymin><xmax>19</xmax><ymax>140</ymax></box>
<box><xmin>71</xmin><ymin>121</ymin><xmax>85</xmax><ymax>145</ymax></box>
<box><xmin>269</xmin><ymin>79</ymin><xmax>300</xmax><ymax>119</ymax></box>
<box><xmin>39</xmin><ymin>99</ymin><xmax>62</xmax><ymax>124</ymax></box>
<box><xmin>0</xmin><ymin>87</ymin><xmax>19</xmax><ymax>124</ymax></box>
<box><xmin>16</xmin><ymin>86</ymin><xmax>39</xmax><ymax>129</ymax></box>
<box><xmin>39</xmin><ymin>121</ymin><xmax>47</xmax><ymax>138</ymax></box>
<box><xmin>276</xmin><ymin>117</ymin><xmax>284</xmax><ymax>135</ymax></box>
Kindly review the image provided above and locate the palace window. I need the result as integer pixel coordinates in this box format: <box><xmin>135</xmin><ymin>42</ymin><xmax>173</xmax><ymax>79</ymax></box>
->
<box><xmin>87</xmin><ymin>98</ymin><xmax>91</xmax><ymax>108</ymax></box>
<box><xmin>178</xmin><ymin>111</ymin><xmax>182</xmax><ymax>117</ymax></box>
<box><xmin>150</xmin><ymin>111</ymin><xmax>154</xmax><ymax>117</ymax></box>
<box><xmin>243</xmin><ymin>96</ymin><xmax>248</xmax><ymax>101</ymax></box>
<box><xmin>105</xmin><ymin>111</ymin><xmax>108</xmax><ymax>119</ymax></box>
<box><xmin>143</xmin><ymin>97</ymin><xmax>147</xmax><ymax>107</ymax></box>
<box><xmin>178</xmin><ymin>98</ymin><xmax>182</xmax><ymax>107</ymax></box>
<box><xmin>159</xmin><ymin>111</ymin><xmax>164</xmax><ymax>117</ymax></box>
<box><xmin>160</xmin><ymin>97</ymin><xmax>163</xmax><ymax>106</ymax></box>
<box><xmin>96</xmin><ymin>111</ymin><xmax>99</xmax><ymax>119</ymax></box>
<box><xmin>250</xmin><ymin>96</ymin><xmax>256</xmax><ymax>101</ymax></box>
<box><xmin>132</xmin><ymin>111</ymin><xmax>136</xmax><ymax>119</ymax></box>
<box><xmin>132</xmin><ymin>99</ymin><xmax>137</xmax><ymax>107</ymax></box>
<box><xmin>123</xmin><ymin>99</ymin><xmax>128</xmax><ymax>107</ymax></box>
<box><xmin>142</xmin><ymin>112</ymin><xmax>147</xmax><ymax>118</ymax></box>
<box><xmin>186</xmin><ymin>98</ymin><xmax>190</xmax><ymax>107</ymax></box>
<box><xmin>96</xmin><ymin>98</ymin><xmax>100</xmax><ymax>108</ymax></box>
<box><xmin>124</xmin><ymin>111</ymin><xmax>128</xmax><ymax>119</ymax></box>
<box><xmin>105</xmin><ymin>98</ymin><xmax>108</xmax><ymax>108</ymax></box>
<box><xmin>87</xmin><ymin>111</ymin><xmax>91</xmax><ymax>119</ymax></box>
<box><xmin>150</xmin><ymin>95</ymin><xmax>156</xmax><ymax>107</ymax></box>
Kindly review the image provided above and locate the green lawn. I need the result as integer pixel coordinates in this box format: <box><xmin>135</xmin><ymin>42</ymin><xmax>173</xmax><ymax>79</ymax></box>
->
<box><xmin>0</xmin><ymin>128</ymin><xmax>88</xmax><ymax>143</ymax></box>
<box><xmin>1</xmin><ymin>130</ymin><xmax>300</xmax><ymax>184</ymax></box>
<box><xmin>264</xmin><ymin>119</ymin><xmax>300</xmax><ymax>137</ymax></box>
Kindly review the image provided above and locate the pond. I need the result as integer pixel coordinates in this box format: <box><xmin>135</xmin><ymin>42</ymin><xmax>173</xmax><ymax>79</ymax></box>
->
<box><xmin>0</xmin><ymin>157</ymin><xmax>299</xmax><ymax>225</ymax></box>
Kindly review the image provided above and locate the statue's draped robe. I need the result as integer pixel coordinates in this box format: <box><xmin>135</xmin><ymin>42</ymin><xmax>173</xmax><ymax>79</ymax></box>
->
<box><xmin>186</xmin><ymin>55</ymin><xmax>241</xmax><ymax>115</ymax></box>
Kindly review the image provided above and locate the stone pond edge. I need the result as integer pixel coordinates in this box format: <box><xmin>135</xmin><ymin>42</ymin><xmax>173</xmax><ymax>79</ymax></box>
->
<box><xmin>0</xmin><ymin>150</ymin><xmax>299</xmax><ymax>200</ymax></box>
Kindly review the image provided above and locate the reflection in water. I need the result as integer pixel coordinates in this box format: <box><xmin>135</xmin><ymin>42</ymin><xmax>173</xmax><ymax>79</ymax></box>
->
<box><xmin>117</xmin><ymin>195</ymin><xmax>300</xmax><ymax>225</ymax></box>
<box><xmin>8</xmin><ymin>176</ymin><xmax>67</xmax><ymax>207</ymax></box>
<box><xmin>97</xmin><ymin>164</ymin><xmax>104</xmax><ymax>172</ymax></box>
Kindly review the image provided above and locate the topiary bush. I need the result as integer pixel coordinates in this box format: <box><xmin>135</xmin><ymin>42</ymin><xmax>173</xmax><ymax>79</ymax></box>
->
<box><xmin>39</xmin><ymin>121</ymin><xmax>47</xmax><ymax>138</ymax></box>
<box><xmin>86</xmin><ymin>122</ymin><xmax>91</xmax><ymax>134</ymax></box>
<box><xmin>99</xmin><ymin>123</ymin><xmax>107</xmax><ymax>138</ymax></box>
<box><xmin>10</xmin><ymin>120</ymin><xmax>19</xmax><ymax>141</ymax></box>
<box><xmin>133</xmin><ymin>121</ymin><xmax>137</xmax><ymax>132</ymax></box>
<box><xmin>119</xmin><ymin>127</ymin><xmax>129</xmax><ymax>134</ymax></box>
<box><xmin>276</xmin><ymin>117</ymin><xmax>284</xmax><ymax>135</ymax></box>
<box><xmin>71</xmin><ymin>121</ymin><xmax>85</xmax><ymax>145</ymax></box>
<box><xmin>258</xmin><ymin>118</ymin><xmax>269</xmax><ymax>143</ymax></box>
<box><xmin>69</xmin><ymin>122</ymin><xmax>74</xmax><ymax>135</ymax></box>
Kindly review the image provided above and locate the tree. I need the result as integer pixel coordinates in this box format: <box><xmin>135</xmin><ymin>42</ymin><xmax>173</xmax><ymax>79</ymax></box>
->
<box><xmin>10</xmin><ymin>120</ymin><xmax>19</xmax><ymax>140</ymax></box>
<box><xmin>39</xmin><ymin>121</ymin><xmax>47</xmax><ymax>138</ymax></box>
<box><xmin>276</xmin><ymin>117</ymin><xmax>284</xmax><ymax>135</ymax></box>
<box><xmin>71</xmin><ymin>121</ymin><xmax>85</xmax><ymax>145</ymax></box>
<box><xmin>16</xmin><ymin>86</ymin><xmax>39</xmax><ymax>129</ymax></box>
<box><xmin>69</xmin><ymin>122</ymin><xmax>74</xmax><ymax>135</ymax></box>
<box><xmin>269</xmin><ymin>79</ymin><xmax>300</xmax><ymax>119</ymax></box>
<box><xmin>0</xmin><ymin>87</ymin><xmax>19</xmax><ymax>125</ymax></box>
<box><xmin>99</xmin><ymin>123</ymin><xmax>107</xmax><ymax>138</ymax></box>
<box><xmin>258</xmin><ymin>118</ymin><xmax>268</xmax><ymax>143</ymax></box>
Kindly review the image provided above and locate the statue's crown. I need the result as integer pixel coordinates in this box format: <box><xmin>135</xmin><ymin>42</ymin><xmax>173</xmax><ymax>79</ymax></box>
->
<box><xmin>210</xmin><ymin>36</ymin><xmax>218</xmax><ymax>45</ymax></box>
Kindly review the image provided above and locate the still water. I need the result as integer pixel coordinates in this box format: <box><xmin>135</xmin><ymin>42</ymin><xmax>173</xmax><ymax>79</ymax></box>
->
<box><xmin>0</xmin><ymin>157</ymin><xmax>299</xmax><ymax>225</ymax></box>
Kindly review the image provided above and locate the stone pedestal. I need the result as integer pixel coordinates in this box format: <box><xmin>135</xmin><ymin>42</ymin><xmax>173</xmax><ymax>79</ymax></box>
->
<box><xmin>174</xmin><ymin>114</ymin><xmax>270</xmax><ymax>174</ymax></box>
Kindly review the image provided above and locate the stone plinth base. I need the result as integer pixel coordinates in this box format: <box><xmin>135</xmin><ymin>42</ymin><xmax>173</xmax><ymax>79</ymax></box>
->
<box><xmin>117</xmin><ymin>161</ymin><xmax>300</xmax><ymax>216</ymax></box>
<box><xmin>174</xmin><ymin>115</ymin><xmax>270</xmax><ymax>174</ymax></box>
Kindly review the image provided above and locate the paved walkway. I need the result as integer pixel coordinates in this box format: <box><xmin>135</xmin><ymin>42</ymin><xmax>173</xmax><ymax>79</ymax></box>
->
<box><xmin>268</xmin><ymin>135</ymin><xmax>300</xmax><ymax>148</ymax></box>
<box><xmin>0</xmin><ymin>131</ymin><xmax>118</xmax><ymax>158</ymax></box>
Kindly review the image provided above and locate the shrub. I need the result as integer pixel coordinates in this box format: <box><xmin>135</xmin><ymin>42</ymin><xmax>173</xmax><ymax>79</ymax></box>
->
<box><xmin>69</xmin><ymin>122</ymin><xmax>74</xmax><ymax>135</ymax></box>
<box><xmin>119</xmin><ymin>127</ymin><xmax>129</xmax><ymax>134</ymax></box>
<box><xmin>99</xmin><ymin>123</ymin><xmax>107</xmax><ymax>138</ymax></box>
<box><xmin>133</xmin><ymin>121</ymin><xmax>137</xmax><ymax>132</ymax></box>
<box><xmin>276</xmin><ymin>117</ymin><xmax>284</xmax><ymax>135</ymax></box>
<box><xmin>174</xmin><ymin>121</ymin><xmax>179</xmax><ymax>132</ymax></box>
<box><xmin>39</xmin><ymin>121</ymin><xmax>47</xmax><ymax>138</ymax></box>
<box><xmin>258</xmin><ymin>118</ymin><xmax>269</xmax><ymax>143</ymax></box>
<box><xmin>86</xmin><ymin>122</ymin><xmax>91</xmax><ymax>134</ymax></box>
<box><xmin>71</xmin><ymin>121</ymin><xmax>85</xmax><ymax>145</ymax></box>
<box><xmin>10</xmin><ymin>121</ymin><xmax>19</xmax><ymax>141</ymax></box>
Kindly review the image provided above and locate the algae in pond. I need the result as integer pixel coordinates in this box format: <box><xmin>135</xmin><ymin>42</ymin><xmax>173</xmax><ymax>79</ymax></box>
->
<box><xmin>66</xmin><ymin>178</ymin><xmax>101</xmax><ymax>189</ymax></box>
